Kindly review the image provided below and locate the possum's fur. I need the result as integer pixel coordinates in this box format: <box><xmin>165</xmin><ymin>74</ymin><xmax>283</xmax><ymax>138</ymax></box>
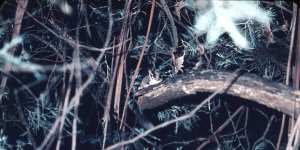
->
<box><xmin>186</xmin><ymin>0</ymin><xmax>273</xmax><ymax>49</ymax></box>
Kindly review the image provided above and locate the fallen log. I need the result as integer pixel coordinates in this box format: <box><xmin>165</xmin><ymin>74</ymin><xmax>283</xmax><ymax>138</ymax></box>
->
<box><xmin>136</xmin><ymin>70</ymin><xmax>300</xmax><ymax>116</ymax></box>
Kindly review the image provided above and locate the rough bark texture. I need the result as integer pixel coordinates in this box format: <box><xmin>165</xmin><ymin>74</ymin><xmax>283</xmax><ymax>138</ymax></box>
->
<box><xmin>136</xmin><ymin>70</ymin><xmax>300</xmax><ymax>116</ymax></box>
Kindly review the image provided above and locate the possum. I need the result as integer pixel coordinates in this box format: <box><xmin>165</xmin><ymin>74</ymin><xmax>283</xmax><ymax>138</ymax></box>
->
<box><xmin>185</xmin><ymin>0</ymin><xmax>273</xmax><ymax>49</ymax></box>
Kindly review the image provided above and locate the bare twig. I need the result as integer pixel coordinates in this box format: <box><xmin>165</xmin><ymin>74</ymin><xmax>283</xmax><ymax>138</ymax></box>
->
<box><xmin>276</xmin><ymin>3</ymin><xmax>299</xmax><ymax>150</ymax></box>
<box><xmin>26</xmin><ymin>11</ymin><xmax>122</xmax><ymax>53</ymax></box>
<box><xmin>0</xmin><ymin>0</ymin><xmax>37</xmax><ymax>148</ymax></box>
<box><xmin>102</xmin><ymin>0</ymin><xmax>129</xmax><ymax>149</ymax></box>
<box><xmin>252</xmin><ymin>116</ymin><xmax>276</xmax><ymax>150</ymax></box>
<box><xmin>196</xmin><ymin>106</ymin><xmax>245</xmax><ymax>149</ymax></box>
<box><xmin>119</xmin><ymin>0</ymin><xmax>156</xmax><ymax>129</ymax></box>
<box><xmin>286</xmin><ymin>2</ymin><xmax>300</xmax><ymax>150</ymax></box>
<box><xmin>286</xmin><ymin>115</ymin><xmax>300</xmax><ymax>149</ymax></box>
<box><xmin>0</xmin><ymin>0</ymin><xmax>28</xmax><ymax>100</ymax></box>
<box><xmin>14</xmin><ymin>93</ymin><xmax>37</xmax><ymax>149</ymax></box>
<box><xmin>159</xmin><ymin>0</ymin><xmax>178</xmax><ymax>48</ymax></box>
<box><xmin>71</xmin><ymin>14</ymin><xmax>83</xmax><ymax>150</ymax></box>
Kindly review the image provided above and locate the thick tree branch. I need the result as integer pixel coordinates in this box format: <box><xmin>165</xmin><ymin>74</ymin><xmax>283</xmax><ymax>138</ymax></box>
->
<box><xmin>137</xmin><ymin>71</ymin><xmax>300</xmax><ymax>116</ymax></box>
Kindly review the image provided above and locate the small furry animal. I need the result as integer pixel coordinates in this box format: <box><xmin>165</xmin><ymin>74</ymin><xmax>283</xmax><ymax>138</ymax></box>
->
<box><xmin>186</xmin><ymin>0</ymin><xmax>273</xmax><ymax>49</ymax></box>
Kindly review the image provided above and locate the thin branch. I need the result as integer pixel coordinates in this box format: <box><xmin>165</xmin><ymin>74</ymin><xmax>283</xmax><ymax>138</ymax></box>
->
<box><xmin>196</xmin><ymin>106</ymin><xmax>245</xmax><ymax>149</ymax></box>
<box><xmin>119</xmin><ymin>0</ymin><xmax>156</xmax><ymax>129</ymax></box>
<box><xmin>0</xmin><ymin>0</ymin><xmax>28</xmax><ymax>100</ymax></box>
<box><xmin>159</xmin><ymin>0</ymin><xmax>178</xmax><ymax>48</ymax></box>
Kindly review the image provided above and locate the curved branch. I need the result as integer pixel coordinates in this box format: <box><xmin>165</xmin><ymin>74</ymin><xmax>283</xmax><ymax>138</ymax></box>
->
<box><xmin>136</xmin><ymin>71</ymin><xmax>300</xmax><ymax>116</ymax></box>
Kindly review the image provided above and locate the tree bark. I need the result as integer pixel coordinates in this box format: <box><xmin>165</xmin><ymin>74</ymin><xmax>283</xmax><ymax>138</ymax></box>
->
<box><xmin>136</xmin><ymin>70</ymin><xmax>300</xmax><ymax>116</ymax></box>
